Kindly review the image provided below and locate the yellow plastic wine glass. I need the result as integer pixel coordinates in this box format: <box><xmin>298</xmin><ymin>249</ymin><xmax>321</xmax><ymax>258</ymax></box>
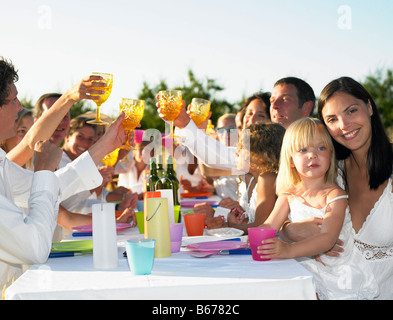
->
<box><xmin>119</xmin><ymin>98</ymin><xmax>145</xmax><ymax>151</ymax></box>
<box><xmin>87</xmin><ymin>72</ymin><xmax>113</xmax><ymax>125</ymax></box>
<box><xmin>189</xmin><ymin>98</ymin><xmax>211</xmax><ymax>125</ymax></box>
<box><xmin>158</xmin><ymin>90</ymin><xmax>182</xmax><ymax>139</ymax></box>
<box><xmin>101</xmin><ymin>148</ymin><xmax>119</xmax><ymax>167</ymax></box>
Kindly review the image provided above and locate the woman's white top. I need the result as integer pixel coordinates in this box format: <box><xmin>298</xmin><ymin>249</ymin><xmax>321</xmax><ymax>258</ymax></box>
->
<box><xmin>338</xmin><ymin>161</ymin><xmax>393</xmax><ymax>299</ymax></box>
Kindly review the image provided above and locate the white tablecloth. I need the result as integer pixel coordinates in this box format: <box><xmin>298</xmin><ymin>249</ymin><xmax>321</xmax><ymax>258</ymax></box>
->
<box><xmin>5</xmin><ymin>227</ymin><xmax>316</xmax><ymax>300</ymax></box>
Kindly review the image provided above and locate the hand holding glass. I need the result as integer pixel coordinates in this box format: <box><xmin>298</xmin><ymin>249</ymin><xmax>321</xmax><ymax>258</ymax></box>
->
<box><xmin>248</xmin><ymin>227</ymin><xmax>276</xmax><ymax>261</ymax></box>
<box><xmin>119</xmin><ymin>98</ymin><xmax>145</xmax><ymax>150</ymax></box>
<box><xmin>158</xmin><ymin>90</ymin><xmax>182</xmax><ymax>139</ymax></box>
<box><xmin>190</xmin><ymin>98</ymin><xmax>211</xmax><ymax>125</ymax></box>
<box><xmin>87</xmin><ymin>72</ymin><xmax>113</xmax><ymax>125</ymax></box>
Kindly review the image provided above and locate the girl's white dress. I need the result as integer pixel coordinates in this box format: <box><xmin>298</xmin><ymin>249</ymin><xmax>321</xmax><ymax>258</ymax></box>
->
<box><xmin>238</xmin><ymin>175</ymin><xmax>257</xmax><ymax>223</ymax></box>
<box><xmin>287</xmin><ymin>193</ymin><xmax>379</xmax><ymax>300</ymax></box>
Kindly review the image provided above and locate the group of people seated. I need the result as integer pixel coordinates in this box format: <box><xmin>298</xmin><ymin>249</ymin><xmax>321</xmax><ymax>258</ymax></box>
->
<box><xmin>1</xmin><ymin>57</ymin><xmax>392</xmax><ymax>299</ymax></box>
<box><xmin>155</xmin><ymin>75</ymin><xmax>392</xmax><ymax>300</ymax></box>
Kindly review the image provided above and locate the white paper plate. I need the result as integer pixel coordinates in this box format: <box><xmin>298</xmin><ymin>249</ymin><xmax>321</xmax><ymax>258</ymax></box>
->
<box><xmin>206</xmin><ymin>228</ymin><xmax>244</xmax><ymax>238</ymax></box>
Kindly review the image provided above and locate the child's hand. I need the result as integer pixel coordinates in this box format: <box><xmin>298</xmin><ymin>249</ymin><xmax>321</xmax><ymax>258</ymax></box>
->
<box><xmin>227</xmin><ymin>208</ymin><xmax>245</xmax><ymax>225</ymax></box>
<box><xmin>256</xmin><ymin>237</ymin><xmax>292</xmax><ymax>260</ymax></box>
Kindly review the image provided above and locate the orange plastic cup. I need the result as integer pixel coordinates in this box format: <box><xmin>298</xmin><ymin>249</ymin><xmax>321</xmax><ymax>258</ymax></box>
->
<box><xmin>183</xmin><ymin>213</ymin><xmax>206</xmax><ymax>236</ymax></box>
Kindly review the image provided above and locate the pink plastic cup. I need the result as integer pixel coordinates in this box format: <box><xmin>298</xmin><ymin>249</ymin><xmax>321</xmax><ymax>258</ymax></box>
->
<box><xmin>169</xmin><ymin>223</ymin><xmax>183</xmax><ymax>253</ymax></box>
<box><xmin>134</xmin><ymin>130</ymin><xmax>145</xmax><ymax>144</ymax></box>
<box><xmin>248</xmin><ymin>227</ymin><xmax>276</xmax><ymax>261</ymax></box>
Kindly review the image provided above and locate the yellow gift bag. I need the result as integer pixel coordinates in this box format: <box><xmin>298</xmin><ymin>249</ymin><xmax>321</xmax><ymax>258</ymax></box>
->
<box><xmin>144</xmin><ymin>192</ymin><xmax>171</xmax><ymax>258</ymax></box>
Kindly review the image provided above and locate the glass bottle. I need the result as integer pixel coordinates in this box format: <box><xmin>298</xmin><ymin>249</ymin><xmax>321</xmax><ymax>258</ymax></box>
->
<box><xmin>165</xmin><ymin>155</ymin><xmax>180</xmax><ymax>206</ymax></box>
<box><xmin>157</xmin><ymin>155</ymin><xmax>166</xmax><ymax>179</ymax></box>
<box><xmin>146</xmin><ymin>158</ymin><xmax>163</xmax><ymax>191</ymax></box>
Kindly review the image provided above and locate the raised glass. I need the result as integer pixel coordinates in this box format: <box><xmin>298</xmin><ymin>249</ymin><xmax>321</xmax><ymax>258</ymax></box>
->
<box><xmin>87</xmin><ymin>72</ymin><xmax>113</xmax><ymax>125</ymax></box>
<box><xmin>189</xmin><ymin>98</ymin><xmax>211</xmax><ymax>125</ymax></box>
<box><xmin>119</xmin><ymin>98</ymin><xmax>145</xmax><ymax>151</ymax></box>
<box><xmin>158</xmin><ymin>90</ymin><xmax>182</xmax><ymax>139</ymax></box>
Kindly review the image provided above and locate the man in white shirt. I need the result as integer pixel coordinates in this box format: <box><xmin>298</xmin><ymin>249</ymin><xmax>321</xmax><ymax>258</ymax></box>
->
<box><xmin>0</xmin><ymin>58</ymin><xmax>127</xmax><ymax>291</ymax></box>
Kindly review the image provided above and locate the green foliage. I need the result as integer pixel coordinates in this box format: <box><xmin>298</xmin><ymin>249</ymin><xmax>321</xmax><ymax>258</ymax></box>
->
<box><xmin>19</xmin><ymin>97</ymin><xmax>34</xmax><ymax>110</ymax></box>
<box><xmin>70</xmin><ymin>100</ymin><xmax>94</xmax><ymax>119</ymax></box>
<box><xmin>137</xmin><ymin>70</ymin><xmax>238</xmax><ymax>132</ymax></box>
<box><xmin>361</xmin><ymin>68</ymin><xmax>393</xmax><ymax>128</ymax></box>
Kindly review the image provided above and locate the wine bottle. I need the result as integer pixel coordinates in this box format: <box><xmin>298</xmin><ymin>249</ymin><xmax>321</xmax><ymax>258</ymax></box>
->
<box><xmin>146</xmin><ymin>158</ymin><xmax>163</xmax><ymax>191</ymax></box>
<box><xmin>165</xmin><ymin>155</ymin><xmax>180</xmax><ymax>206</ymax></box>
<box><xmin>157</xmin><ymin>155</ymin><xmax>166</xmax><ymax>179</ymax></box>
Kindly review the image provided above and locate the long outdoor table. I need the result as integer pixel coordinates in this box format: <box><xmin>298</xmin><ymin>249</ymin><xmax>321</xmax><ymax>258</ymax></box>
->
<box><xmin>5</xmin><ymin>225</ymin><xmax>316</xmax><ymax>300</ymax></box>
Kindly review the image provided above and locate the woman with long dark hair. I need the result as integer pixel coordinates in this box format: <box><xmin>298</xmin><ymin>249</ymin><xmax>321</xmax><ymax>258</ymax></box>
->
<box><xmin>282</xmin><ymin>77</ymin><xmax>393</xmax><ymax>299</ymax></box>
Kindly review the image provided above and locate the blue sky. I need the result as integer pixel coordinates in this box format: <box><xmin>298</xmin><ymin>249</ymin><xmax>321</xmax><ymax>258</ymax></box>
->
<box><xmin>2</xmin><ymin>0</ymin><xmax>393</xmax><ymax>118</ymax></box>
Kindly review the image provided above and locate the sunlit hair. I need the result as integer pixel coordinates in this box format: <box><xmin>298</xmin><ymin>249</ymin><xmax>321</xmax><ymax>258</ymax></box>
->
<box><xmin>276</xmin><ymin>117</ymin><xmax>336</xmax><ymax>195</ymax></box>
<box><xmin>34</xmin><ymin>92</ymin><xmax>62</xmax><ymax>118</ymax></box>
<box><xmin>238</xmin><ymin>122</ymin><xmax>285</xmax><ymax>174</ymax></box>
<box><xmin>67</xmin><ymin>116</ymin><xmax>96</xmax><ymax>137</ymax></box>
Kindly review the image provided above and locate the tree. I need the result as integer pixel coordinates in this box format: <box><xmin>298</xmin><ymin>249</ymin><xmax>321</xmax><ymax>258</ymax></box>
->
<box><xmin>361</xmin><ymin>68</ymin><xmax>393</xmax><ymax>128</ymax></box>
<box><xmin>138</xmin><ymin>70</ymin><xmax>238</xmax><ymax>132</ymax></box>
<box><xmin>69</xmin><ymin>100</ymin><xmax>94</xmax><ymax>119</ymax></box>
<box><xmin>19</xmin><ymin>97</ymin><xmax>34</xmax><ymax>110</ymax></box>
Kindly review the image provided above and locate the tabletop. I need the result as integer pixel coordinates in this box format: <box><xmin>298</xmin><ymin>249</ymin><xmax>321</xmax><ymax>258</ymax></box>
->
<box><xmin>5</xmin><ymin>223</ymin><xmax>316</xmax><ymax>300</ymax></box>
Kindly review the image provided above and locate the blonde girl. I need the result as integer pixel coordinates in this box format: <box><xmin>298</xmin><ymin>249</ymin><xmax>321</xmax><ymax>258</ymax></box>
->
<box><xmin>257</xmin><ymin>117</ymin><xmax>378</xmax><ymax>300</ymax></box>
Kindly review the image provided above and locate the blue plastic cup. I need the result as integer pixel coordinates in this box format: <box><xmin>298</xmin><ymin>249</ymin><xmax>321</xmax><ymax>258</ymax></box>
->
<box><xmin>125</xmin><ymin>239</ymin><xmax>156</xmax><ymax>275</ymax></box>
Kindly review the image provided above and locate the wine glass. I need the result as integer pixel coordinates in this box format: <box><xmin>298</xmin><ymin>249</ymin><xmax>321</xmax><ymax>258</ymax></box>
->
<box><xmin>87</xmin><ymin>72</ymin><xmax>113</xmax><ymax>125</ymax></box>
<box><xmin>119</xmin><ymin>98</ymin><xmax>145</xmax><ymax>151</ymax></box>
<box><xmin>158</xmin><ymin>90</ymin><xmax>182</xmax><ymax>139</ymax></box>
<box><xmin>102</xmin><ymin>148</ymin><xmax>119</xmax><ymax>167</ymax></box>
<box><xmin>100</xmin><ymin>148</ymin><xmax>119</xmax><ymax>193</ymax></box>
<box><xmin>189</xmin><ymin>98</ymin><xmax>211</xmax><ymax>125</ymax></box>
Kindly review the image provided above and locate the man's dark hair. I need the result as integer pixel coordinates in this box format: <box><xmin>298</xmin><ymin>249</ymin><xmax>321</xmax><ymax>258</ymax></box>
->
<box><xmin>0</xmin><ymin>58</ymin><xmax>19</xmax><ymax>107</ymax></box>
<box><xmin>274</xmin><ymin>77</ymin><xmax>315</xmax><ymax>115</ymax></box>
